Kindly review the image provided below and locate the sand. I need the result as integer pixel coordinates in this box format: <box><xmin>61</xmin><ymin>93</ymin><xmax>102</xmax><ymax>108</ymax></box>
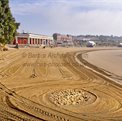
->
<box><xmin>84</xmin><ymin>49</ymin><xmax>122</xmax><ymax>77</ymax></box>
<box><xmin>0</xmin><ymin>47</ymin><xmax>122</xmax><ymax>121</ymax></box>
<box><xmin>83</xmin><ymin>49</ymin><xmax>122</xmax><ymax>84</ymax></box>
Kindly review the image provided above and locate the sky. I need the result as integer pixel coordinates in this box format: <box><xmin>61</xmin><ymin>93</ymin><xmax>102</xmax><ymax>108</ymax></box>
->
<box><xmin>9</xmin><ymin>0</ymin><xmax>122</xmax><ymax>36</ymax></box>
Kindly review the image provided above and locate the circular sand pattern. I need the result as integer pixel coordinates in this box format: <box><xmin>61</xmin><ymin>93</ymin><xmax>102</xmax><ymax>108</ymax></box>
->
<box><xmin>0</xmin><ymin>48</ymin><xmax>122</xmax><ymax>121</ymax></box>
<box><xmin>49</xmin><ymin>89</ymin><xmax>97</xmax><ymax>106</ymax></box>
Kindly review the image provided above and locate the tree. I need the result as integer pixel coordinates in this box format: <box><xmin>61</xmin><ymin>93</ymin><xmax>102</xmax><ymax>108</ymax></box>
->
<box><xmin>0</xmin><ymin>0</ymin><xmax>20</xmax><ymax>45</ymax></box>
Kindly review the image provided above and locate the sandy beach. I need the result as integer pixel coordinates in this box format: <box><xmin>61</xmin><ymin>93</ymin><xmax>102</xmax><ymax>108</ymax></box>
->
<box><xmin>82</xmin><ymin>49</ymin><xmax>122</xmax><ymax>84</ymax></box>
<box><xmin>84</xmin><ymin>49</ymin><xmax>122</xmax><ymax>77</ymax></box>
<box><xmin>0</xmin><ymin>47</ymin><xmax>122</xmax><ymax>121</ymax></box>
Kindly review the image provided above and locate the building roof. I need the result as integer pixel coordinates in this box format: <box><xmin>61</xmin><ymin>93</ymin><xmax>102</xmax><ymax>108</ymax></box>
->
<box><xmin>16</xmin><ymin>33</ymin><xmax>53</xmax><ymax>40</ymax></box>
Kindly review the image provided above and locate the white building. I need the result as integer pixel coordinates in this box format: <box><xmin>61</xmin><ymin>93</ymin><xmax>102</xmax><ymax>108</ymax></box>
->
<box><xmin>86</xmin><ymin>41</ymin><xmax>96</xmax><ymax>47</ymax></box>
<box><xmin>118</xmin><ymin>43</ymin><xmax>122</xmax><ymax>47</ymax></box>
<box><xmin>13</xmin><ymin>33</ymin><xmax>53</xmax><ymax>46</ymax></box>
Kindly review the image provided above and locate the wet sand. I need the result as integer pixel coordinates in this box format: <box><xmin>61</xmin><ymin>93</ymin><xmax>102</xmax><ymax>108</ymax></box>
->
<box><xmin>84</xmin><ymin>49</ymin><xmax>122</xmax><ymax>77</ymax></box>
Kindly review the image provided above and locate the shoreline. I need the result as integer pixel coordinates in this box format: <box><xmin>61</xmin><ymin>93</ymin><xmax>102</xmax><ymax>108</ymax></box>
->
<box><xmin>75</xmin><ymin>49</ymin><xmax>122</xmax><ymax>86</ymax></box>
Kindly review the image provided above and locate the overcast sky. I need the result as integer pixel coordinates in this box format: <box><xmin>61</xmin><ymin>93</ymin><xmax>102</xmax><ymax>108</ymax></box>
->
<box><xmin>10</xmin><ymin>0</ymin><xmax>122</xmax><ymax>36</ymax></box>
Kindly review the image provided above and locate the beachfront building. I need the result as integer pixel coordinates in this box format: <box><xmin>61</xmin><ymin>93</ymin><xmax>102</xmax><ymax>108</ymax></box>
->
<box><xmin>86</xmin><ymin>41</ymin><xmax>96</xmax><ymax>47</ymax></box>
<box><xmin>53</xmin><ymin>33</ymin><xmax>74</xmax><ymax>47</ymax></box>
<box><xmin>13</xmin><ymin>33</ymin><xmax>53</xmax><ymax>46</ymax></box>
<box><xmin>118</xmin><ymin>43</ymin><xmax>122</xmax><ymax>47</ymax></box>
